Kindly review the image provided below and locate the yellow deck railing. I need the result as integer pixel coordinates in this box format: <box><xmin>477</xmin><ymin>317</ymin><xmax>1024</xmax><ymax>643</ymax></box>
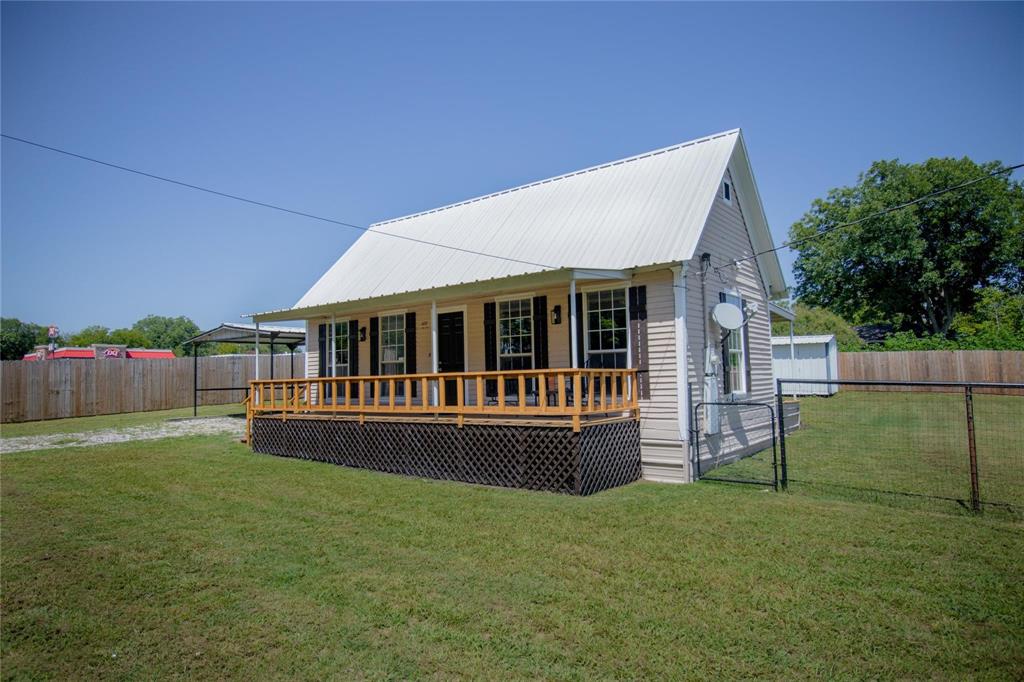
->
<box><xmin>247</xmin><ymin>368</ymin><xmax>639</xmax><ymax>433</ymax></box>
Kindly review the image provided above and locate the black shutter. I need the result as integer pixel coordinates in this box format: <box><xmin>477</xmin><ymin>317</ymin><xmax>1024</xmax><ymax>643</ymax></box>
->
<box><xmin>317</xmin><ymin>323</ymin><xmax>327</xmax><ymax>377</ymax></box>
<box><xmin>484</xmin><ymin>302</ymin><xmax>497</xmax><ymax>399</ymax></box>
<box><xmin>405</xmin><ymin>312</ymin><xmax>417</xmax><ymax>397</ymax></box>
<box><xmin>348</xmin><ymin>320</ymin><xmax>359</xmax><ymax>377</ymax></box>
<box><xmin>484</xmin><ymin>302</ymin><xmax>497</xmax><ymax>371</ymax></box>
<box><xmin>369</xmin><ymin>317</ymin><xmax>379</xmax><ymax>375</ymax></box>
<box><xmin>719</xmin><ymin>292</ymin><xmax>731</xmax><ymax>395</ymax></box>
<box><xmin>572</xmin><ymin>292</ymin><xmax>584</xmax><ymax>367</ymax></box>
<box><xmin>532</xmin><ymin>295</ymin><xmax>548</xmax><ymax>369</ymax></box>
<box><xmin>348</xmin><ymin>319</ymin><xmax>359</xmax><ymax>399</ymax></box>
<box><xmin>628</xmin><ymin>285</ymin><xmax>650</xmax><ymax>399</ymax></box>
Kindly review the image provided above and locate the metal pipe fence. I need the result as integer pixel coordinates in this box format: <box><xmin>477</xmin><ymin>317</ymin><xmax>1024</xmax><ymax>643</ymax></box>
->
<box><xmin>775</xmin><ymin>379</ymin><xmax>1024</xmax><ymax>515</ymax></box>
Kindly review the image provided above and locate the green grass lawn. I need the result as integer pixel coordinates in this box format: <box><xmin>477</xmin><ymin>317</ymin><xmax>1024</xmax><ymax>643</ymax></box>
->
<box><xmin>2</xmin><ymin>436</ymin><xmax>1022</xmax><ymax>679</ymax></box>
<box><xmin>0</xmin><ymin>404</ymin><xmax>244</xmax><ymax>439</ymax></box>
<box><xmin>713</xmin><ymin>391</ymin><xmax>1024</xmax><ymax>515</ymax></box>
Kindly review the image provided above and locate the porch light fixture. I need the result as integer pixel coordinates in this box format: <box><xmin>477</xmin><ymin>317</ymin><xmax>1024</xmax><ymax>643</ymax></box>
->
<box><xmin>551</xmin><ymin>305</ymin><xmax>562</xmax><ymax>325</ymax></box>
<box><xmin>359</xmin><ymin>326</ymin><xmax>367</xmax><ymax>342</ymax></box>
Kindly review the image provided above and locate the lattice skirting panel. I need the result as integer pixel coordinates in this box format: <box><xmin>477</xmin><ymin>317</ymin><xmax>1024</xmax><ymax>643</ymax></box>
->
<box><xmin>579</xmin><ymin>419</ymin><xmax>642</xmax><ymax>495</ymax></box>
<box><xmin>250</xmin><ymin>417</ymin><xmax>641</xmax><ymax>495</ymax></box>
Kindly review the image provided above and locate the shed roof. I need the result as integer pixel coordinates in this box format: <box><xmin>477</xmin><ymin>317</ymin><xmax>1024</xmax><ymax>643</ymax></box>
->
<box><xmin>771</xmin><ymin>335</ymin><xmax>837</xmax><ymax>345</ymax></box>
<box><xmin>188</xmin><ymin>323</ymin><xmax>305</xmax><ymax>347</ymax></box>
<box><xmin>256</xmin><ymin>129</ymin><xmax>786</xmax><ymax>321</ymax></box>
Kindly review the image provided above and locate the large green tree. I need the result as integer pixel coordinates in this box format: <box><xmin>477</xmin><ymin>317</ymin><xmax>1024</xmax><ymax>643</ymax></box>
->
<box><xmin>131</xmin><ymin>315</ymin><xmax>200</xmax><ymax>356</ymax></box>
<box><xmin>1</xmin><ymin>318</ymin><xmax>39</xmax><ymax>360</ymax></box>
<box><xmin>790</xmin><ymin>157</ymin><xmax>1024</xmax><ymax>336</ymax></box>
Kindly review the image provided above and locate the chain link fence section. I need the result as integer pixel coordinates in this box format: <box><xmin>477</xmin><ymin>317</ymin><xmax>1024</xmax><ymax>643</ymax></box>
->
<box><xmin>776</xmin><ymin>380</ymin><xmax>1024</xmax><ymax>515</ymax></box>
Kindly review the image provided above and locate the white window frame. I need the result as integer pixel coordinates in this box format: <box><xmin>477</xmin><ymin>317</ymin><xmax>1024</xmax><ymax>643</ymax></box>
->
<box><xmin>496</xmin><ymin>296</ymin><xmax>535</xmax><ymax>371</ymax></box>
<box><xmin>721</xmin><ymin>179</ymin><xmax>733</xmax><ymax>205</ymax></box>
<box><xmin>582</xmin><ymin>285</ymin><xmax>631</xmax><ymax>369</ymax></box>
<box><xmin>379</xmin><ymin>312</ymin><xmax>406</xmax><ymax>376</ymax></box>
<box><xmin>720</xmin><ymin>290</ymin><xmax>747</xmax><ymax>397</ymax></box>
<box><xmin>332</xmin><ymin>319</ymin><xmax>352</xmax><ymax>377</ymax></box>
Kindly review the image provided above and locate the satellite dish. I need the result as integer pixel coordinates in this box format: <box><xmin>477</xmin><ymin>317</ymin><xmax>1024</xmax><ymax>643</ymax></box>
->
<box><xmin>712</xmin><ymin>302</ymin><xmax>744</xmax><ymax>330</ymax></box>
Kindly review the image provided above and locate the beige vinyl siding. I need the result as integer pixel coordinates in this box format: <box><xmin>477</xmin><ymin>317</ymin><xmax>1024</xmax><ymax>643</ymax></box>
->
<box><xmin>684</xmin><ymin>168</ymin><xmax>775</xmax><ymax>467</ymax></box>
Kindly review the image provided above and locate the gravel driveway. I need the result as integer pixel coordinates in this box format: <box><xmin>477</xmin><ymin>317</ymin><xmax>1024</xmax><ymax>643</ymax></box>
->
<box><xmin>0</xmin><ymin>417</ymin><xmax>245</xmax><ymax>454</ymax></box>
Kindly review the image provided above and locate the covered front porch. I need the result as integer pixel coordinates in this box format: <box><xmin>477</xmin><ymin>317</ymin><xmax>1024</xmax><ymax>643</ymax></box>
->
<box><xmin>246</xmin><ymin>268</ymin><xmax>657</xmax><ymax>494</ymax></box>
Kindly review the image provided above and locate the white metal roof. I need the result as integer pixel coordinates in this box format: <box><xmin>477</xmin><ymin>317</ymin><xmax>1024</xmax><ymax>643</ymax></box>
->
<box><xmin>266</xmin><ymin>129</ymin><xmax>785</xmax><ymax>320</ymax></box>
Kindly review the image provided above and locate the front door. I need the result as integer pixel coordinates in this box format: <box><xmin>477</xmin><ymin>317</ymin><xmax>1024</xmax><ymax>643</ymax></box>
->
<box><xmin>437</xmin><ymin>311</ymin><xmax>465</xmax><ymax>406</ymax></box>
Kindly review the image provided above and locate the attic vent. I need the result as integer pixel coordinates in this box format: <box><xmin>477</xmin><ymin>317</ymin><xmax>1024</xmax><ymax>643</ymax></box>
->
<box><xmin>722</xmin><ymin>181</ymin><xmax>732</xmax><ymax>204</ymax></box>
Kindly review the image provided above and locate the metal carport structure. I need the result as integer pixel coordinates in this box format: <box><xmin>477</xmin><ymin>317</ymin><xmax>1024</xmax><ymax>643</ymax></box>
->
<box><xmin>187</xmin><ymin>323</ymin><xmax>305</xmax><ymax>416</ymax></box>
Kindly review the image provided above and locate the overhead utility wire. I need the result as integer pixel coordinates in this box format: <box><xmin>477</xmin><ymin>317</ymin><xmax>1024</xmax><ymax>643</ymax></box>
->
<box><xmin>715</xmin><ymin>161</ymin><xmax>1024</xmax><ymax>275</ymax></box>
<box><xmin>4</xmin><ymin>133</ymin><xmax>1020</xmax><ymax>287</ymax></box>
<box><xmin>0</xmin><ymin>133</ymin><xmax>558</xmax><ymax>272</ymax></box>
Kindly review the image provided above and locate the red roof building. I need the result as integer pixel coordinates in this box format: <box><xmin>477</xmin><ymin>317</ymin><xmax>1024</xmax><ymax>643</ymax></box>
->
<box><xmin>23</xmin><ymin>345</ymin><xmax>176</xmax><ymax>361</ymax></box>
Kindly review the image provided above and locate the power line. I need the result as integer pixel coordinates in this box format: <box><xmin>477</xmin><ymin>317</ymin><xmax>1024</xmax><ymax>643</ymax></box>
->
<box><xmin>715</xmin><ymin>161</ymin><xmax>1024</xmax><ymax>275</ymax></box>
<box><xmin>0</xmin><ymin>132</ymin><xmax>559</xmax><ymax>272</ymax></box>
<box><xmin>5</xmin><ymin>132</ymin><xmax>1019</xmax><ymax>290</ymax></box>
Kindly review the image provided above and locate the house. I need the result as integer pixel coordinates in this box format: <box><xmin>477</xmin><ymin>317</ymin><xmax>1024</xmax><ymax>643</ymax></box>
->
<box><xmin>246</xmin><ymin>129</ymin><xmax>793</xmax><ymax>493</ymax></box>
<box><xmin>23</xmin><ymin>345</ymin><xmax>176</xmax><ymax>360</ymax></box>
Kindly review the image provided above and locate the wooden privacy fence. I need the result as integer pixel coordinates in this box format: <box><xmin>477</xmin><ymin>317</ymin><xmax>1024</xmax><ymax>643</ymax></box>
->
<box><xmin>1</xmin><ymin>354</ymin><xmax>305</xmax><ymax>423</ymax></box>
<box><xmin>839</xmin><ymin>351</ymin><xmax>1024</xmax><ymax>394</ymax></box>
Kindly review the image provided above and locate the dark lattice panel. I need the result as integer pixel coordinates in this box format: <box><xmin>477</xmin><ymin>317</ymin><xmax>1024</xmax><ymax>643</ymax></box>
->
<box><xmin>578</xmin><ymin>420</ymin><xmax>641</xmax><ymax>496</ymax></box>
<box><xmin>250</xmin><ymin>417</ymin><xmax>593</xmax><ymax>494</ymax></box>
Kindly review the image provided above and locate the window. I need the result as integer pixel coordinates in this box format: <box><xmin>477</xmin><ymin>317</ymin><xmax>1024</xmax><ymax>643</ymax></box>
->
<box><xmin>720</xmin><ymin>292</ymin><xmax>747</xmax><ymax>395</ymax></box>
<box><xmin>722</xmin><ymin>180</ymin><xmax>732</xmax><ymax>204</ymax></box>
<box><xmin>333</xmin><ymin>320</ymin><xmax>350</xmax><ymax>377</ymax></box>
<box><xmin>498</xmin><ymin>298</ymin><xmax>533</xmax><ymax>370</ymax></box>
<box><xmin>380</xmin><ymin>313</ymin><xmax>405</xmax><ymax>376</ymax></box>
<box><xmin>585</xmin><ymin>288</ymin><xmax>628</xmax><ymax>369</ymax></box>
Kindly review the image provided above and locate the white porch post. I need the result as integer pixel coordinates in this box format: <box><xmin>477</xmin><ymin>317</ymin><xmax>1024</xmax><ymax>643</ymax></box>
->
<box><xmin>672</xmin><ymin>264</ymin><xmax>690</xmax><ymax>448</ymax></box>
<box><xmin>330</xmin><ymin>314</ymin><xmax>336</xmax><ymax>377</ymax></box>
<box><xmin>569</xmin><ymin>275</ymin><xmax>579</xmax><ymax>368</ymax></box>
<box><xmin>431</xmin><ymin>300</ymin><xmax>439</xmax><ymax>407</ymax></box>
<box><xmin>254</xmin><ymin>320</ymin><xmax>260</xmax><ymax>380</ymax></box>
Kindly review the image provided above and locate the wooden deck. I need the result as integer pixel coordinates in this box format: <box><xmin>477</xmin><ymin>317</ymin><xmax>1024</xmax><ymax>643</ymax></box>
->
<box><xmin>245</xmin><ymin>368</ymin><xmax>639</xmax><ymax>435</ymax></box>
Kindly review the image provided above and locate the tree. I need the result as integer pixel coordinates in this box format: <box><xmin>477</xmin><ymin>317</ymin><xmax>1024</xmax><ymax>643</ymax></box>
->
<box><xmin>69</xmin><ymin>325</ymin><xmax>113</xmax><ymax>347</ymax></box>
<box><xmin>131</xmin><ymin>315</ymin><xmax>200</xmax><ymax>356</ymax></box>
<box><xmin>770</xmin><ymin>303</ymin><xmax>865</xmax><ymax>351</ymax></box>
<box><xmin>790</xmin><ymin>157</ymin><xmax>1024</xmax><ymax>336</ymax></box>
<box><xmin>0</xmin><ymin>318</ymin><xmax>39</xmax><ymax>360</ymax></box>
<box><xmin>109</xmin><ymin>327</ymin><xmax>151</xmax><ymax>348</ymax></box>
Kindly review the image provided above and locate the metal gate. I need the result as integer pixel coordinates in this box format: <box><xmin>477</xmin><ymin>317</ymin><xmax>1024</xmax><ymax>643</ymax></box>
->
<box><xmin>692</xmin><ymin>401</ymin><xmax>778</xmax><ymax>490</ymax></box>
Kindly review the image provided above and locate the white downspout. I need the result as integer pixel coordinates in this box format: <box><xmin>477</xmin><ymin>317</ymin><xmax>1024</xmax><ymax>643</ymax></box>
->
<box><xmin>569</xmin><ymin>275</ymin><xmax>578</xmax><ymax>368</ymax></box>
<box><xmin>672</xmin><ymin>264</ymin><xmax>690</xmax><ymax>474</ymax></box>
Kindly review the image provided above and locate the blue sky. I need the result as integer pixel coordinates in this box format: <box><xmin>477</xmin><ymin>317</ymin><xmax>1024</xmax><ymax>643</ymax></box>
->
<box><xmin>3</xmin><ymin>2</ymin><xmax>1021</xmax><ymax>333</ymax></box>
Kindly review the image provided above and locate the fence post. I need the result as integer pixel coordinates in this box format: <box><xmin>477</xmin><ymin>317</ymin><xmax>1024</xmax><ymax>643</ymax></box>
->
<box><xmin>776</xmin><ymin>379</ymin><xmax>788</xmax><ymax>490</ymax></box>
<box><xmin>964</xmin><ymin>386</ymin><xmax>981</xmax><ymax>512</ymax></box>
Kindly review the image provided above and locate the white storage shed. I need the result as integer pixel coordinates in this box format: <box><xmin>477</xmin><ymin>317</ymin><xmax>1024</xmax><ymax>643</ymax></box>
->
<box><xmin>771</xmin><ymin>334</ymin><xmax>839</xmax><ymax>395</ymax></box>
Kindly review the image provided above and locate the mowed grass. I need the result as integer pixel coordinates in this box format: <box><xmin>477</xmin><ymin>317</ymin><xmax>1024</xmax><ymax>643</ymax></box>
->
<box><xmin>715</xmin><ymin>391</ymin><xmax>1024</xmax><ymax>515</ymax></box>
<box><xmin>0</xmin><ymin>404</ymin><xmax>243</xmax><ymax>439</ymax></box>
<box><xmin>2</xmin><ymin>437</ymin><xmax>1022</xmax><ymax>679</ymax></box>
